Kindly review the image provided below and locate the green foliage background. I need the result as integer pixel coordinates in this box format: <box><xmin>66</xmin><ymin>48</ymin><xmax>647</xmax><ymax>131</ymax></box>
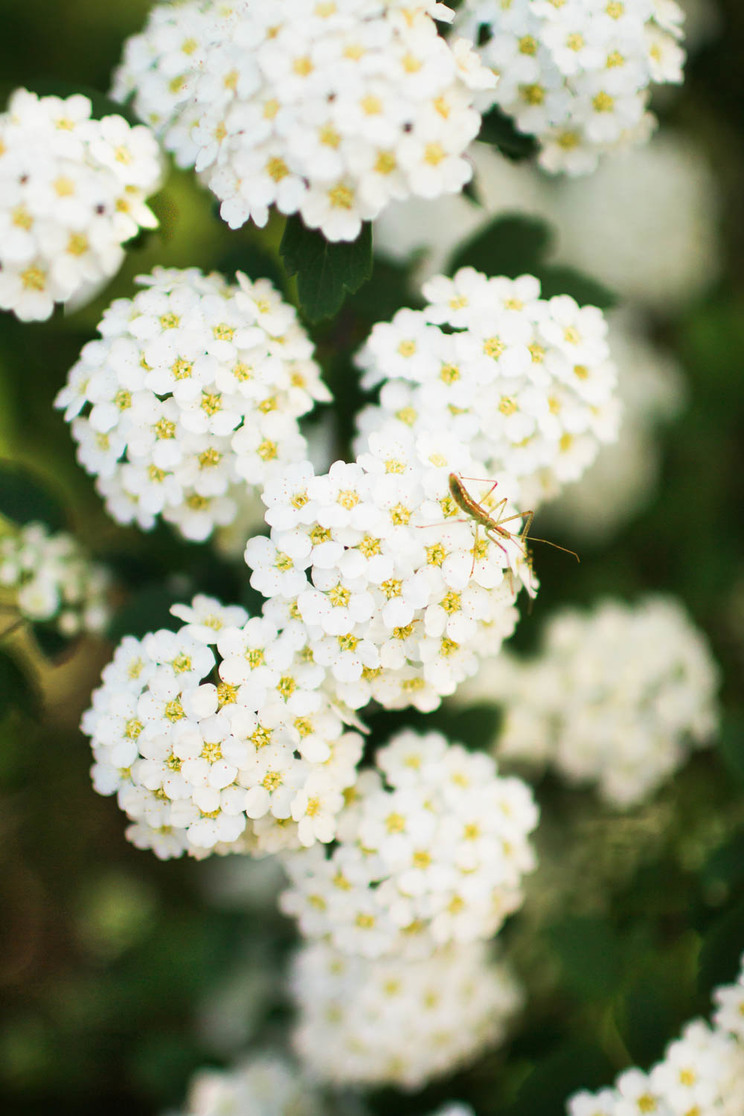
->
<box><xmin>1</xmin><ymin>2</ymin><xmax>744</xmax><ymax>1114</ymax></box>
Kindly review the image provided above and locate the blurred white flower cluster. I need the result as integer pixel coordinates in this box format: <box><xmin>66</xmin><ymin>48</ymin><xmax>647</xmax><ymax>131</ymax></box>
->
<box><xmin>0</xmin><ymin>88</ymin><xmax>162</xmax><ymax>321</ymax></box>
<box><xmin>179</xmin><ymin>1048</ymin><xmax>477</xmax><ymax>1116</ymax></box>
<box><xmin>0</xmin><ymin>521</ymin><xmax>111</xmax><ymax>638</ymax></box>
<box><xmin>281</xmin><ymin>729</ymin><xmax>538</xmax><ymax>957</ymax></box>
<box><xmin>82</xmin><ymin>595</ymin><xmax>364</xmax><ymax>859</ymax></box>
<box><xmin>55</xmin><ymin>267</ymin><xmax>330</xmax><ymax>542</ymax></box>
<box><xmin>355</xmin><ymin>267</ymin><xmax>619</xmax><ymax>506</ymax></box>
<box><xmin>569</xmin><ymin>951</ymin><xmax>744</xmax><ymax>1116</ymax></box>
<box><xmin>456</xmin><ymin>0</ymin><xmax>686</xmax><ymax>174</ymax></box>
<box><xmin>112</xmin><ymin>0</ymin><xmax>495</xmax><ymax>241</ymax></box>
<box><xmin>291</xmin><ymin>937</ymin><xmax>522</xmax><ymax>1088</ymax></box>
<box><xmin>376</xmin><ymin>133</ymin><xmax>722</xmax><ymax>314</ymax></box>
<box><xmin>549</xmin><ymin>134</ymin><xmax>721</xmax><ymax>310</ymax></box>
<box><xmin>544</xmin><ymin>309</ymin><xmax>686</xmax><ymax>541</ymax></box>
<box><xmin>459</xmin><ymin>596</ymin><xmax>719</xmax><ymax>808</ymax></box>
<box><xmin>182</xmin><ymin>1052</ymin><xmax>324</xmax><ymax>1116</ymax></box>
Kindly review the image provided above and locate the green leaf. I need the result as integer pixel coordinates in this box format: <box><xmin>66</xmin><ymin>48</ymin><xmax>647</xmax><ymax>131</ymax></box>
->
<box><xmin>279</xmin><ymin>217</ymin><xmax>373</xmax><ymax>321</ymax></box>
<box><xmin>507</xmin><ymin>1042</ymin><xmax>614</xmax><ymax>1116</ymax></box>
<box><xmin>0</xmin><ymin>462</ymin><xmax>67</xmax><ymax>532</ymax></box>
<box><xmin>698</xmin><ymin>896</ymin><xmax>744</xmax><ymax>997</ymax></box>
<box><xmin>340</xmin><ymin>258</ymin><xmax>418</xmax><ymax>324</ymax></box>
<box><xmin>717</xmin><ymin>711</ymin><xmax>744</xmax><ymax>784</ymax></box>
<box><xmin>0</xmin><ymin>648</ymin><xmax>40</xmax><ymax>720</ymax></box>
<box><xmin>478</xmin><ymin>106</ymin><xmax>539</xmax><ymax>162</ymax></box>
<box><xmin>703</xmin><ymin>829</ymin><xmax>744</xmax><ymax>892</ymax></box>
<box><xmin>548</xmin><ymin>915</ymin><xmax>623</xmax><ymax>1001</ymax></box>
<box><xmin>538</xmin><ymin>266</ymin><xmax>618</xmax><ymax>310</ymax></box>
<box><xmin>619</xmin><ymin>979</ymin><xmax>680</xmax><ymax>1067</ymax></box>
<box><xmin>447</xmin><ymin>216</ymin><xmax>618</xmax><ymax>309</ymax></box>
<box><xmin>450</xmin><ymin>214</ymin><xmax>554</xmax><ymax>279</ymax></box>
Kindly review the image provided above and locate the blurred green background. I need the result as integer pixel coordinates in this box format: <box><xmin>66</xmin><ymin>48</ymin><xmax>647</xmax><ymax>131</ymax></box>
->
<box><xmin>2</xmin><ymin>1</ymin><xmax>744</xmax><ymax>1114</ymax></box>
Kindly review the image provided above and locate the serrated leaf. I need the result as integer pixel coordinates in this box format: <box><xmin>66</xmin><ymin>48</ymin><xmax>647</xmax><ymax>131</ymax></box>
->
<box><xmin>279</xmin><ymin>217</ymin><xmax>373</xmax><ymax>322</ymax></box>
<box><xmin>0</xmin><ymin>648</ymin><xmax>40</xmax><ymax>719</ymax></box>
<box><xmin>0</xmin><ymin>462</ymin><xmax>67</xmax><ymax>532</ymax></box>
<box><xmin>478</xmin><ymin>106</ymin><xmax>539</xmax><ymax>162</ymax></box>
<box><xmin>450</xmin><ymin>214</ymin><xmax>554</xmax><ymax>279</ymax></box>
<box><xmin>538</xmin><ymin>266</ymin><xmax>618</xmax><ymax>310</ymax></box>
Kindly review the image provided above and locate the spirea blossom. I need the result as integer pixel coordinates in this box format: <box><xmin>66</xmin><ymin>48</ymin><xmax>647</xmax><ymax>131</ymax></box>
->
<box><xmin>81</xmin><ymin>595</ymin><xmax>363</xmax><ymax>859</ymax></box>
<box><xmin>552</xmin><ymin>132</ymin><xmax>721</xmax><ymax>311</ymax></box>
<box><xmin>281</xmin><ymin>729</ymin><xmax>538</xmax><ymax>957</ymax></box>
<box><xmin>245</xmin><ymin>443</ymin><xmax>533</xmax><ymax>714</ymax></box>
<box><xmin>0</xmin><ymin>521</ymin><xmax>111</xmax><ymax>637</ymax></box>
<box><xmin>354</xmin><ymin>267</ymin><xmax>619</xmax><ymax>507</ymax></box>
<box><xmin>111</xmin><ymin>0</ymin><xmax>496</xmax><ymax>240</ymax></box>
<box><xmin>54</xmin><ymin>267</ymin><xmax>330</xmax><ymax>541</ymax></box>
<box><xmin>460</xmin><ymin>596</ymin><xmax>719</xmax><ymax>808</ymax></box>
<box><xmin>456</xmin><ymin>0</ymin><xmax>686</xmax><ymax>175</ymax></box>
<box><xmin>568</xmin><ymin>952</ymin><xmax>744</xmax><ymax>1116</ymax></box>
<box><xmin>0</xmin><ymin>88</ymin><xmax>162</xmax><ymax>321</ymax></box>
<box><xmin>181</xmin><ymin>1052</ymin><xmax>324</xmax><ymax>1116</ymax></box>
<box><xmin>291</xmin><ymin>938</ymin><xmax>523</xmax><ymax>1089</ymax></box>
<box><xmin>543</xmin><ymin>310</ymin><xmax>686</xmax><ymax>540</ymax></box>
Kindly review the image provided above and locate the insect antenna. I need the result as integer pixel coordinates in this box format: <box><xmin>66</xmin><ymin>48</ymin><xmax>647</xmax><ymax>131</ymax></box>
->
<box><xmin>522</xmin><ymin>534</ymin><xmax>580</xmax><ymax>562</ymax></box>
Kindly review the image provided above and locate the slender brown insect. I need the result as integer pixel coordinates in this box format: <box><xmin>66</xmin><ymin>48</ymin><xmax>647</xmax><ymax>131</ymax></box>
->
<box><xmin>447</xmin><ymin>473</ymin><xmax>579</xmax><ymax>572</ymax></box>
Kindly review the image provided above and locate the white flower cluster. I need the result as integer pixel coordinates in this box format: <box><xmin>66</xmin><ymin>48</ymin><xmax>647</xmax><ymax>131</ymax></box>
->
<box><xmin>245</xmin><ymin>449</ymin><xmax>530</xmax><ymax>716</ymax></box>
<box><xmin>0</xmin><ymin>88</ymin><xmax>162</xmax><ymax>321</ymax></box>
<box><xmin>456</xmin><ymin>0</ymin><xmax>686</xmax><ymax>175</ymax></box>
<box><xmin>355</xmin><ymin>267</ymin><xmax>619</xmax><ymax>506</ymax></box>
<box><xmin>81</xmin><ymin>595</ymin><xmax>363</xmax><ymax>860</ymax></box>
<box><xmin>291</xmin><ymin>938</ymin><xmax>522</xmax><ymax>1088</ymax></box>
<box><xmin>55</xmin><ymin>267</ymin><xmax>330</xmax><ymax>542</ymax></box>
<box><xmin>281</xmin><ymin>729</ymin><xmax>538</xmax><ymax>957</ymax></box>
<box><xmin>182</xmin><ymin>1052</ymin><xmax>324</xmax><ymax>1116</ymax></box>
<box><xmin>460</xmin><ymin>596</ymin><xmax>719</xmax><ymax>808</ymax></box>
<box><xmin>112</xmin><ymin>0</ymin><xmax>496</xmax><ymax>241</ymax></box>
<box><xmin>0</xmin><ymin>521</ymin><xmax>111</xmax><ymax>638</ymax></box>
<box><xmin>568</xmin><ymin>952</ymin><xmax>744</xmax><ymax>1116</ymax></box>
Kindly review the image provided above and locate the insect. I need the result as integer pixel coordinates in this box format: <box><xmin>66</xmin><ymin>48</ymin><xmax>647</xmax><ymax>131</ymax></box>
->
<box><xmin>447</xmin><ymin>473</ymin><xmax>579</xmax><ymax>574</ymax></box>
